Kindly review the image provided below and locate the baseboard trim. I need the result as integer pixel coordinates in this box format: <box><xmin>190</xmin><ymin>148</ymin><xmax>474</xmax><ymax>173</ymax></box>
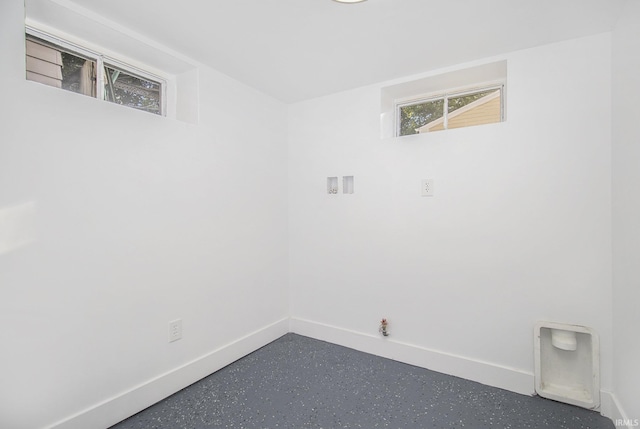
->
<box><xmin>47</xmin><ymin>317</ymin><xmax>290</xmax><ymax>429</ymax></box>
<box><xmin>290</xmin><ymin>317</ymin><xmax>536</xmax><ymax>396</ymax></box>
<box><xmin>290</xmin><ymin>318</ymin><xmax>632</xmax><ymax>424</ymax></box>
<box><xmin>46</xmin><ymin>317</ymin><xmax>626</xmax><ymax>429</ymax></box>
<box><xmin>601</xmin><ymin>391</ymin><xmax>637</xmax><ymax>428</ymax></box>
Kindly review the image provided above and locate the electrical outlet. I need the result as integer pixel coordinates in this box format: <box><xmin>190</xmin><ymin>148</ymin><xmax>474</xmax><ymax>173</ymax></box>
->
<box><xmin>168</xmin><ymin>319</ymin><xmax>182</xmax><ymax>343</ymax></box>
<box><xmin>421</xmin><ymin>179</ymin><xmax>434</xmax><ymax>196</ymax></box>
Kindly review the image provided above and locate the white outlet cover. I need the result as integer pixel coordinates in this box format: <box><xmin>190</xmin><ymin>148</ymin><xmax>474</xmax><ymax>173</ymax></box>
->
<box><xmin>168</xmin><ymin>319</ymin><xmax>182</xmax><ymax>343</ymax></box>
<box><xmin>421</xmin><ymin>179</ymin><xmax>434</xmax><ymax>197</ymax></box>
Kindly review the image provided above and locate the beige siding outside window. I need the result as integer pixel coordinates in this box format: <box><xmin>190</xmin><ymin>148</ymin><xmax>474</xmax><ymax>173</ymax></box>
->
<box><xmin>26</xmin><ymin>36</ymin><xmax>96</xmax><ymax>97</ymax></box>
<box><xmin>26</xmin><ymin>39</ymin><xmax>63</xmax><ymax>88</ymax></box>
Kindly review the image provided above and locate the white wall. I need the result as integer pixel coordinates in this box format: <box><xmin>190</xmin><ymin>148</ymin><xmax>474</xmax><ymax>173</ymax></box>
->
<box><xmin>289</xmin><ymin>33</ymin><xmax>613</xmax><ymax>399</ymax></box>
<box><xmin>612</xmin><ymin>0</ymin><xmax>640</xmax><ymax>423</ymax></box>
<box><xmin>2</xmin><ymin>0</ymin><xmax>632</xmax><ymax>425</ymax></box>
<box><xmin>0</xmin><ymin>2</ymin><xmax>289</xmax><ymax>429</ymax></box>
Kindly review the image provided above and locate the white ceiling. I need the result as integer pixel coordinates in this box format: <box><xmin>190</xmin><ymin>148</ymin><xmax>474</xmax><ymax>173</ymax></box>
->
<box><xmin>26</xmin><ymin>0</ymin><xmax>625</xmax><ymax>103</ymax></box>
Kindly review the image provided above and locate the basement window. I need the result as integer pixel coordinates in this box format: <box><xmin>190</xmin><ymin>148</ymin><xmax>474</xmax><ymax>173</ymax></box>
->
<box><xmin>25</xmin><ymin>29</ymin><xmax>165</xmax><ymax>116</ymax></box>
<box><xmin>397</xmin><ymin>86</ymin><xmax>503</xmax><ymax>136</ymax></box>
<box><xmin>380</xmin><ymin>61</ymin><xmax>507</xmax><ymax>139</ymax></box>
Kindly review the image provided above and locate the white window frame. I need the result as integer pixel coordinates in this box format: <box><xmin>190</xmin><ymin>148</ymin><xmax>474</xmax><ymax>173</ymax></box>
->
<box><xmin>394</xmin><ymin>82</ymin><xmax>505</xmax><ymax>137</ymax></box>
<box><xmin>26</xmin><ymin>26</ymin><xmax>167</xmax><ymax>116</ymax></box>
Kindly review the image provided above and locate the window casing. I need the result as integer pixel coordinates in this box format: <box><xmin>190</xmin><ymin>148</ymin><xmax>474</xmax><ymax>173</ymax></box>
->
<box><xmin>395</xmin><ymin>84</ymin><xmax>504</xmax><ymax>137</ymax></box>
<box><xmin>26</xmin><ymin>28</ymin><xmax>165</xmax><ymax>116</ymax></box>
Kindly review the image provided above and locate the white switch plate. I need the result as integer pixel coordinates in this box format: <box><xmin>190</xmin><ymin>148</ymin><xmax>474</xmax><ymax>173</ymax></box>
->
<box><xmin>421</xmin><ymin>179</ymin><xmax>434</xmax><ymax>197</ymax></box>
<box><xmin>168</xmin><ymin>319</ymin><xmax>182</xmax><ymax>343</ymax></box>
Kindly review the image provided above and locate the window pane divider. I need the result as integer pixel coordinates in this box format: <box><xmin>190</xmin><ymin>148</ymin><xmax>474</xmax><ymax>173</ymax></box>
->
<box><xmin>96</xmin><ymin>56</ymin><xmax>106</xmax><ymax>102</ymax></box>
<box><xmin>443</xmin><ymin>96</ymin><xmax>449</xmax><ymax>130</ymax></box>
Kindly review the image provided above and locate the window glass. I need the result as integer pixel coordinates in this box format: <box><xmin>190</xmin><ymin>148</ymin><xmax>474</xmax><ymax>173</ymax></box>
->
<box><xmin>448</xmin><ymin>89</ymin><xmax>495</xmax><ymax>113</ymax></box>
<box><xmin>104</xmin><ymin>65</ymin><xmax>162</xmax><ymax>115</ymax></box>
<box><xmin>26</xmin><ymin>36</ymin><xmax>96</xmax><ymax>97</ymax></box>
<box><xmin>396</xmin><ymin>86</ymin><xmax>503</xmax><ymax>136</ymax></box>
<box><xmin>446</xmin><ymin>89</ymin><xmax>502</xmax><ymax>131</ymax></box>
<box><xmin>399</xmin><ymin>99</ymin><xmax>445</xmax><ymax>136</ymax></box>
<box><xmin>61</xmin><ymin>52</ymin><xmax>96</xmax><ymax>96</ymax></box>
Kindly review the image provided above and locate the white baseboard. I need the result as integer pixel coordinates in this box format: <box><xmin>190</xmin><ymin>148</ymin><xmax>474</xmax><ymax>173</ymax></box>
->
<box><xmin>47</xmin><ymin>318</ymin><xmax>290</xmax><ymax>429</ymax></box>
<box><xmin>45</xmin><ymin>316</ymin><xmax>627</xmax><ymax>429</ymax></box>
<box><xmin>290</xmin><ymin>317</ymin><xmax>632</xmax><ymax>425</ymax></box>
<box><xmin>602</xmin><ymin>391</ymin><xmax>637</xmax><ymax>428</ymax></box>
<box><xmin>290</xmin><ymin>317</ymin><xmax>535</xmax><ymax>397</ymax></box>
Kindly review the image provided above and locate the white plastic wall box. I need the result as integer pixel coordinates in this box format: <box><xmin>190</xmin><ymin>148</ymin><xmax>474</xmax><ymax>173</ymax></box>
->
<box><xmin>534</xmin><ymin>321</ymin><xmax>600</xmax><ymax>409</ymax></box>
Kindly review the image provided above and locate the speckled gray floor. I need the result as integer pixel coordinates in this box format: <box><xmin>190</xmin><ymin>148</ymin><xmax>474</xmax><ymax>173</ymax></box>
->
<box><xmin>109</xmin><ymin>333</ymin><xmax>614</xmax><ymax>429</ymax></box>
